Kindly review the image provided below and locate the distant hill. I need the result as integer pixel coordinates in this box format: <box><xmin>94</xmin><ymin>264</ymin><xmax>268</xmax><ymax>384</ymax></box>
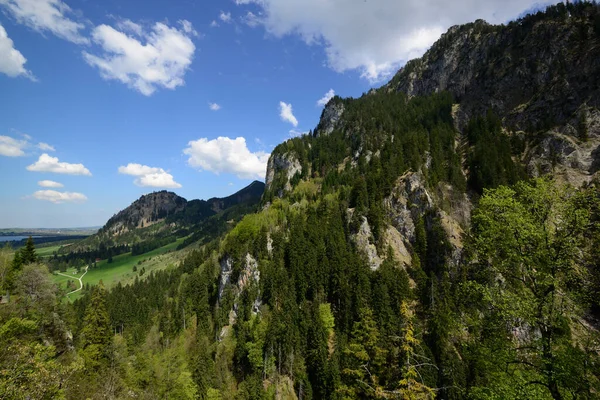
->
<box><xmin>68</xmin><ymin>181</ymin><xmax>265</xmax><ymax>252</ymax></box>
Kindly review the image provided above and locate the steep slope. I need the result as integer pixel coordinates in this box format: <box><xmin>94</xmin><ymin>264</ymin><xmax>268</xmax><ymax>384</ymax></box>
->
<box><xmin>314</xmin><ymin>3</ymin><xmax>600</xmax><ymax>186</ymax></box>
<box><xmin>36</xmin><ymin>4</ymin><xmax>600</xmax><ymax>400</ymax></box>
<box><xmin>102</xmin><ymin>191</ymin><xmax>187</xmax><ymax>236</ymax></box>
<box><xmin>166</xmin><ymin>180</ymin><xmax>265</xmax><ymax>226</ymax></box>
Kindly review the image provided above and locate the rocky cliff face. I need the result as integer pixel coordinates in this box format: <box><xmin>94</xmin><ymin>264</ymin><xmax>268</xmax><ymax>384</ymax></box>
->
<box><xmin>261</xmin><ymin>3</ymin><xmax>600</xmax><ymax>275</ymax></box>
<box><xmin>266</xmin><ymin>9</ymin><xmax>600</xmax><ymax>192</ymax></box>
<box><xmin>102</xmin><ymin>191</ymin><xmax>187</xmax><ymax>236</ymax></box>
<box><xmin>265</xmin><ymin>152</ymin><xmax>303</xmax><ymax>196</ymax></box>
<box><xmin>315</xmin><ymin>101</ymin><xmax>345</xmax><ymax>137</ymax></box>
<box><xmin>383</xmin><ymin>11</ymin><xmax>600</xmax><ymax>184</ymax></box>
<box><xmin>387</xmin><ymin>17</ymin><xmax>600</xmax><ymax>130</ymax></box>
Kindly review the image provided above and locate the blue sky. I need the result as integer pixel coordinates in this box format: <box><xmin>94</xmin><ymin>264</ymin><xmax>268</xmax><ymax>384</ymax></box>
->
<box><xmin>0</xmin><ymin>0</ymin><xmax>555</xmax><ymax>228</ymax></box>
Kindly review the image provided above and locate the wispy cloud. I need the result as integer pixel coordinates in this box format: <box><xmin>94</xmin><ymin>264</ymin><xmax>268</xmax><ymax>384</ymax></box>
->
<box><xmin>317</xmin><ymin>89</ymin><xmax>335</xmax><ymax>107</ymax></box>
<box><xmin>31</xmin><ymin>190</ymin><xmax>87</xmax><ymax>203</ymax></box>
<box><xmin>37</xmin><ymin>142</ymin><xmax>55</xmax><ymax>152</ymax></box>
<box><xmin>38</xmin><ymin>180</ymin><xmax>63</xmax><ymax>188</ymax></box>
<box><xmin>279</xmin><ymin>101</ymin><xmax>298</xmax><ymax>127</ymax></box>
<box><xmin>219</xmin><ymin>11</ymin><xmax>232</xmax><ymax>23</ymax></box>
<box><xmin>0</xmin><ymin>0</ymin><xmax>89</xmax><ymax>44</ymax></box>
<box><xmin>0</xmin><ymin>135</ymin><xmax>28</xmax><ymax>156</ymax></box>
<box><xmin>0</xmin><ymin>24</ymin><xmax>35</xmax><ymax>80</ymax></box>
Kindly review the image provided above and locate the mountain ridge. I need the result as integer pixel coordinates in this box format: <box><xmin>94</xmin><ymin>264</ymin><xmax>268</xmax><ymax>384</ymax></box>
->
<box><xmin>269</xmin><ymin>1</ymin><xmax>600</xmax><ymax>195</ymax></box>
<box><xmin>69</xmin><ymin>180</ymin><xmax>265</xmax><ymax>253</ymax></box>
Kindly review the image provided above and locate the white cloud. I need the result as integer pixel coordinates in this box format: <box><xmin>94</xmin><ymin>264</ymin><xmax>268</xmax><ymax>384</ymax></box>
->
<box><xmin>0</xmin><ymin>135</ymin><xmax>28</xmax><ymax>156</ymax></box>
<box><xmin>27</xmin><ymin>153</ymin><xmax>92</xmax><ymax>175</ymax></box>
<box><xmin>0</xmin><ymin>24</ymin><xmax>34</xmax><ymax>79</ymax></box>
<box><xmin>219</xmin><ymin>11</ymin><xmax>232</xmax><ymax>23</ymax></box>
<box><xmin>38</xmin><ymin>180</ymin><xmax>63</xmax><ymax>188</ymax></box>
<box><xmin>210</xmin><ymin>20</ymin><xmax>219</xmax><ymax>28</ymax></box>
<box><xmin>241</xmin><ymin>11</ymin><xmax>262</xmax><ymax>28</ymax></box>
<box><xmin>32</xmin><ymin>189</ymin><xmax>87</xmax><ymax>203</ymax></box>
<box><xmin>238</xmin><ymin>0</ymin><xmax>554</xmax><ymax>82</ymax></box>
<box><xmin>316</xmin><ymin>89</ymin><xmax>335</xmax><ymax>107</ymax></box>
<box><xmin>0</xmin><ymin>0</ymin><xmax>88</xmax><ymax>44</ymax></box>
<box><xmin>83</xmin><ymin>20</ymin><xmax>196</xmax><ymax>96</ymax></box>
<box><xmin>184</xmin><ymin>136</ymin><xmax>269</xmax><ymax>180</ymax></box>
<box><xmin>179</xmin><ymin>20</ymin><xmax>199</xmax><ymax>37</ymax></box>
<box><xmin>279</xmin><ymin>101</ymin><xmax>298</xmax><ymax>127</ymax></box>
<box><xmin>209</xmin><ymin>102</ymin><xmax>221</xmax><ymax>111</ymax></box>
<box><xmin>115</xmin><ymin>18</ymin><xmax>143</xmax><ymax>36</ymax></box>
<box><xmin>118</xmin><ymin>163</ymin><xmax>182</xmax><ymax>188</ymax></box>
<box><xmin>37</xmin><ymin>142</ymin><xmax>55</xmax><ymax>151</ymax></box>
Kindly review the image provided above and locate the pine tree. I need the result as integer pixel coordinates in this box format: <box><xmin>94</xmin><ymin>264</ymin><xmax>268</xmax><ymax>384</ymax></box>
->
<box><xmin>20</xmin><ymin>237</ymin><xmax>37</xmax><ymax>266</ymax></box>
<box><xmin>339</xmin><ymin>307</ymin><xmax>387</xmax><ymax>398</ymax></box>
<box><xmin>81</xmin><ymin>281</ymin><xmax>112</xmax><ymax>371</ymax></box>
<box><xmin>398</xmin><ymin>301</ymin><xmax>435</xmax><ymax>400</ymax></box>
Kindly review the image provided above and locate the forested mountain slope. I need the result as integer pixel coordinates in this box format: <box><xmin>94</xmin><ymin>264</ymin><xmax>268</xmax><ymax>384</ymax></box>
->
<box><xmin>67</xmin><ymin>181</ymin><xmax>265</xmax><ymax>253</ymax></box>
<box><xmin>1</xmin><ymin>3</ymin><xmax>600</xmax><ymax>400</ymax></box>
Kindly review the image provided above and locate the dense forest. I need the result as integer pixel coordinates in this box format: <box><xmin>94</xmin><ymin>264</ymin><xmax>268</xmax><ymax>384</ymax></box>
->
<box><xmin>1</xmin><ymin>2</ymin><xmax>600</xmax><ymax>399</ymax></box>
<box><xmin>1</xmin><ymin>175</ymin><xmax>599</xmax><ymax>399</ymax></box>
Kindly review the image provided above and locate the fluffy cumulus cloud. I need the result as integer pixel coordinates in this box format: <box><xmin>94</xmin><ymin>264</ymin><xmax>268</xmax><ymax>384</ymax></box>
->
<box><xmin>83</xmin><ymin>20</ymin><xmax>196</xmax><ymax>96</ymax></box>
<box><xmin>237</xmin><ymin>0</ymin><xmax>554</xmax><ymax>82</ymax></box>
<box><xmin>209</xmin><ymin>102</ymin><xmax>221</xmax><ymax>111</ymax></box>
<box><xmin>118</xmin><ymin>163</ymin><xmax>182</xmax><ymax>188</ymax></box>
<box><xmin>0</xmin><ymin>24</ymin><xmax>35</xmax><ymax>79</ymax></box>
<box><xmin>38</xmin><ymin>180</ymin><xmax>63</xmax><ymax>188</ymax></box>
<box><xmin>0</xmin><ymin>135</ymin><xmax>28</xmax><ymax>156</ymax></box>
<box><xmin>0</xmin><ymin>0</ymin><xmax>88</xmax><ymax>44</ymax></box>
<box><xmin>32</xmin><ymin>190</ymin><xmax>87</xmax><ymax>203</ymax></box>
<box><xmin>317</xmin><ymin>89</ymin><xmax>335</xmax><ymax>107</ymax></box>
<box><xmin>279</xmin><ymin>101</ymin><xmax>298</xmax><ymax>127</ymax></box>
<box><xmin>27</xmin><ymin>153</ymin><xmax>92</xmax><ymax>175</ymax></box>
<box><xmin>184</xmin><ymin>136</ymin><xmax>269</xmax><ymax>180</ymax></box>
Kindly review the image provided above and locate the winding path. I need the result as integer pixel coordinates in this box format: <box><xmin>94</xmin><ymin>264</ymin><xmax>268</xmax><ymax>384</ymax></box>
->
<box><xmin>57</xmin><ymin>265</ymin><xmax>88</xmax><ymax>296</ymax></box>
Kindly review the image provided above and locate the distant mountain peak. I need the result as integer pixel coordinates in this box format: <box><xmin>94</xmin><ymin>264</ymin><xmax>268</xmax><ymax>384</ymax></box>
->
<box><xmin>102</xmin><ymin>191</ymin><xmax>187</xmax><ymax>235</ymax></box>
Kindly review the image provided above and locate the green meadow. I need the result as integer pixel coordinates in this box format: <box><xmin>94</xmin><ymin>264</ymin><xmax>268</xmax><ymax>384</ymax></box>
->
<box><xmin>52</xmin><ymin>238</ymin><xmax>186</xmax><ymax>301</ymax></box>
<box><xmin>35</xmin><ymin>244</ymin><xmax>65</xmax><ymax>258</ymax></box>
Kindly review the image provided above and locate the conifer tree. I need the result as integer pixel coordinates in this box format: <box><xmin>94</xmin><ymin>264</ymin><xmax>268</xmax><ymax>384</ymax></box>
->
<box><xmin>398</xmin><ymin>301</ymin><xmax>435</xmax><ymax>400</ymax></box>
<box><xmin>81</xmin><ymin>281</ymin><xmax>111</xmax><ymax>371</ymax></box>
<box><xmin>20</xmin><ymin>237</ymin><xmax>37</xmax><ymax>266</ymax></box>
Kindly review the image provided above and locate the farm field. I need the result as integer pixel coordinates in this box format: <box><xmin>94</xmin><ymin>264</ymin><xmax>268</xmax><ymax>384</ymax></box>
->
<box><xmin>36</xmin><ymin>244</ymin><xmax>65</xmax><ymax>257</ymax></box>
<box><xmin>52</xmin><ymin>237</ymin><xmax>187</xmax><ymax>301</ymax></box>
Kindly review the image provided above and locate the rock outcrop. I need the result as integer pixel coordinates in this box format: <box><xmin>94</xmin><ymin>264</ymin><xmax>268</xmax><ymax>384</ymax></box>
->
<box><xmin>265</xmin><ymin>152</ymin><xmax>303</xmax><ymax>194</ymax></box>
<box><xmin>315</xmin><ymin>101</ymin><xmax>345</xmax><ymax>137</ymax></box>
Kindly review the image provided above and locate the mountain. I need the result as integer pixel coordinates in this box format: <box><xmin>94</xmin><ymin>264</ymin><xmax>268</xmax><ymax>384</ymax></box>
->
<box><xmin>166</xmin><ymin>180</ymin><xmax>265</xmax><ymax>226</ymax></box>
<box><xmin>102</xmin><ymin>191</ymin><xmax>187</xmax><ymax>236</ymax></box>
<box><xmin>5</xmin><ymin>3</ymin><xmax>600</xmax><ymax>400</ymax></box>
<box><xmin>69</xmin><ymin>181</ymin><xmax>265</xmax><ymax>252</ymax></box>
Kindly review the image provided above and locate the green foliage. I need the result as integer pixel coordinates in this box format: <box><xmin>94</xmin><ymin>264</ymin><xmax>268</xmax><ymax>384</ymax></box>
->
<box><xmin>339</xmin><ymin>307</ymin><xmax>387</xmax><ymax>398</ymax></box>
<box><xmin>80</xmin><ymin>281</ymin><xmax>111</xmax><ymax>371</ymax></box>
<box><xmin>467</xmin><ymin>178</ymin><xmax>600</xmax><ymax>399</ymax></box>
<box><xmin>465</xmin><ymin>111</ymin><xmax>523</xmax><ymax>193</ymax></box>
<box><xmin>11</xmin><ymin>236</ymin><xmax>37</xmax><ymax>273</ymax></box>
